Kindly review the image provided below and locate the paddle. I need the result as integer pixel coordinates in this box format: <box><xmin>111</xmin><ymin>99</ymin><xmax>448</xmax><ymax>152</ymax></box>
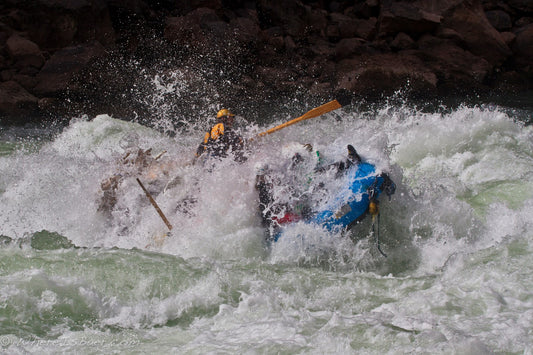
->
<box><xmin>136</xmin><ymin>178</ymin><xmax>173</xmax><ymax>231</ymax></box>
<box><xmin>252</xmin><ymin>98</ymin><xmax>347</xmax><ymax>140</ymax></box>
<box><xmin>184</xmin><ymin>95</ymin><xmax>353</xmax><ymax>184</ymax></box>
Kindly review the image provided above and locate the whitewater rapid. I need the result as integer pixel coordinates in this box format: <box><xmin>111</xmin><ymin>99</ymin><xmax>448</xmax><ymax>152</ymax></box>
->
<box><xmin>1</xmin><ymin>103</ymin><xmax>532</xmax><ymax>353</ymax></box>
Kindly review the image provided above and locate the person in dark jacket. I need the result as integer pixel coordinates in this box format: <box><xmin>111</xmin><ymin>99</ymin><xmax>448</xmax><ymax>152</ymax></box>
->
<box><xmin>195</xmin><ymin>109</ymin><xmax>246</xmax><ymax>163</ymax></box>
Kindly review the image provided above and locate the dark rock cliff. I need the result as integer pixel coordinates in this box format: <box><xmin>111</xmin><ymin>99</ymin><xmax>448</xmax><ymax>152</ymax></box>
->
<box><xmin>1</xmin><ymin>0</ymin><xmax>532</xmax><ymax>124</ymax></box>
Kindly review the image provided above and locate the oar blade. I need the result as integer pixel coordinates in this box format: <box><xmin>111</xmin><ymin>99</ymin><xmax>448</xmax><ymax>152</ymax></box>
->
<box><xmin>298</xmin><ymin>99</ymin><xmax>342</xmax><ymax>121</ymax></box>
<box><xmin>255</xmin><ymin>98</ymin><xmax>346</xmax><ymax>138</ymax></box>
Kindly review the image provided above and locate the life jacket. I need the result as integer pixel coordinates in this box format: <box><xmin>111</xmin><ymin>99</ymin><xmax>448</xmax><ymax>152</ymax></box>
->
<box><xmin>196</xmin><ymin>122</ymin><xmax>245</xmax><ymax>161</ymax></box>
<box><xmin>204</xmin><ymin>122</ymin><xmax>225</xmax><ymax>143</ymax></box>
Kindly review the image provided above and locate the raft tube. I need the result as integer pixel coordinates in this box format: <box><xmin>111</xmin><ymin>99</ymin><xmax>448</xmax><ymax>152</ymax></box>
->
<box><xmin>273</xmin><ymin>162</ymin><xmax>388</xmax><ymax>241</ymax></box>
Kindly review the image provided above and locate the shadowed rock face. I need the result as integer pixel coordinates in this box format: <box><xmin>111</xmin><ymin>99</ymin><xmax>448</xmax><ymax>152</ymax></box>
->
<box><xmin>0</xmin><ymin>0</ymin><xmax>531</xmax><ymax>124</ymax></box>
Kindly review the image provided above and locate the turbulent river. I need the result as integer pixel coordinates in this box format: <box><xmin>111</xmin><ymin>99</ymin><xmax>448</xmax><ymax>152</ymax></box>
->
<box><xmin>1</xmin><ymin>98</ymin><xmax>532</xmax><ymax>354</ymax></box>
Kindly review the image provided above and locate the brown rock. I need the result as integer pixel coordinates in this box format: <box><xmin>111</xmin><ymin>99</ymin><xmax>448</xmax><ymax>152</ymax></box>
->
<box><xmin>515</xmin><ymin>17</ymin><xmax>533</xmax><ymax>28</ymax></box>
<box><xmin>34</xmin><ymin>41</ymin><xmax>105</xmax><ymax>96</ymax></box>
<box><xmin>317</xmin><ymin>60</ymin><xmax>336</xmax><ymax>83</ymax></box>
<box><xmin>441</xmin><ymin>0</ymin><xmax>511</xmax><ymax>66</ymax></box>
<box><xmin>335</xmin><ymin>52</ymin><xmax>438</xmax><ymax>97</ymax></box>
<box><xmin>258</xmin><ymin>65</ymin><xmax>295</xmax><ymax>81</ymax></box>
<box><xmin>38</xmin><ymin>97</ymin><xmax>60</xmax><ymax>113</ymax></box>
<box><xmin>308</xmin><ymin>38</ymin><xmax>335</xmax><ymax>57</ymax></box>
<box><xmin>493</xmin><ymin>70</ymin><xmax>530</xmax><ymax>92</ymax></box>
<box><xmin>329</xmin><ymin>15</ymin><xmax>377</xmax><ymax>41</ymax></box>
<box><xmin>284</xmin><ymin>36</ymin><xmax>297</xmax><ymax>52</ymax></box>
<box><xmin>500</xmin><ymin>32</ymin><xmax>516</xmax><ymax>46</ymax></box>
<box><xmin>513</xmin><ymin>24</ymin><xmax>533</xmax><ymax>68</ymax></box>
<box><xmin>329</xmin><ymin>13</ymin><xmax>357</xmax><ymax>38</ymax></box>
<box><xmin>261</xmin><ymin>26</ymin><xmax>283</xmax><ymax>40</ymax></box>
<box><xmin>267</xmin><ymin>35</ymin><xmax>285</xmax><ymax>51</ymax></box>
<box><xmin>67</xmin><ymin>3</ymin><xmax>115</xmax><ymax>46</ymax></box>
<box><xmin>335</xmin><ymin>38</ymin><xmax>365</xmax><ymax>59</ymax></box>
<box><xmin>0</xmin><ymin>69</ymin><xmax>16</xmax><ymax>82</ymax></box>
<box><xmin>309</xmin><ymin>81</ymin><xmax>332</xmax><ymax>96</ymax></box>
<box><xmin>485</xmin><ymin>10</ymin><xmax>512</xmax><ymax>31</ymax></box>
<box><xmin>6</xmin><ymin>0</ymin><xmax>115</xmax><ymax>51</ymax></box>
<box><xmin>326</xmin><ymin>23</ymin><xmax>340</xmax><ymax>39</ymax></box>
<box><xmin>256</xmin><ymin>0</ymin><xmax>307</xmax><ymax>37</ymax></box>
<box><xmin>436</xmin><ymin>27</ymin><xmax>465</xmax><ymax>44</ymax></box>
<box><xmin>354</xmin><ymin>18</ymin><xmax>378</xmax><ymax>40</ymax></box>
<box><xmin>507</xmin><ymin>0</ymin><xmax>533</xmax><ymax>13</ymax></box>
<box><xmin>13</xmin><ymin>74</ymin><xmax>38</xmax><ymax>91</ymax></box>
<box><xmin>164</xmin><ymin>8</ymin><xmax>221</xmax><ymax>49</ymax></box>
<box><xmin>37</xmin><ymin>0</ymin><xmax>92</xmax><ymax>11</ymax></box>
<box><xmin>417</xmin><ymin>37</ymin><xmax>492</xmax><ymax>84</ymax></box>
<box><xmin>0</xmin><ymin>80</ymin><xmax>38</xmax><ymax>117</ymax></box>
<box><xmin>390</xmin><ymin>32</ymin><xmax>416</xmax><ymax>50</ymax></box>
<box><xmin>0</xmin><ymin>0</ymin><xmax>531</xmax><ymax>122</ymax></box>
<box><xmin>50</xmin><ymin>13</ymin><xmax>78</xmax><ymax>46</ymax></box>
<box><xmin>345</xmin><ymin>0</ymin><xmax>379</xmax><ymax>20</ymax></box>
<box><xmin>230</xmin><ymin>16</ymin><xmax>261</xmax><ymax>45</ymax></box>
<box><xmin>305</xmin><ymin>60</ymin><xmax>326</xmax><ymax>78</ymax></box>
<box><xmin>378</xmin><ymin>1</ymin><xmax>442</xmax><ymax>36</ymax></box>
<box><xmin>306</xmin><ymin>8</ymin><xmax>328</xmax><ymax>36</ymax></box>
<box><xmin>6</xmin><ymin>34</ymin><xmax>45</xmax><ymax>69</ymax></box>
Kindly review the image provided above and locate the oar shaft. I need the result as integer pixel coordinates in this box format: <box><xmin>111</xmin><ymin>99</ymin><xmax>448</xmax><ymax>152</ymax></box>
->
<box><xmin>255</xmin><ymin>99</ymin><xmax>342</xmax><ymax>138</ymax></box>
<box><xmin>136</xmin><ymin>178</ymin><xmax>173</xmax><ymax>231</ymax></box>
<box><xmin>373</xmin><ymin>213</ymin><xmax>387</xmax><ymax>257</ymax></box>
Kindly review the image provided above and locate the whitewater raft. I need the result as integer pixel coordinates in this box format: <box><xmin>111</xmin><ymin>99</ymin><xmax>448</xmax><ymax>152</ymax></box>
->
<box><xmin>271</xmin><ymin>161</ymin><xmax>394</xmax><ymax>242</ymax></box>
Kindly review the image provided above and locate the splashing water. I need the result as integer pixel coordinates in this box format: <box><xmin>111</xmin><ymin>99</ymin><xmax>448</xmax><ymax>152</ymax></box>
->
<box><xmin>1</xmin><ymin>100</ymin><xmax>533</xmax><ymax>353</ymax></box>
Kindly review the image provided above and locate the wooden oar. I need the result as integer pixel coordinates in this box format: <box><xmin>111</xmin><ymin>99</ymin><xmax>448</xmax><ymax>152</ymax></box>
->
<box><xmin>253</xmin><ymin>99</ymin><xmax>344</xmax><ymax>140</ymax></box>
<box><xmin>136</xmin><ymin>178</ymin><xmax>173</xmax><ymax>231</ymax></box>
<box><xmin>193</xmin><ymin>94</ymin><xmax>352</xmax><ymax>161</ymax></box>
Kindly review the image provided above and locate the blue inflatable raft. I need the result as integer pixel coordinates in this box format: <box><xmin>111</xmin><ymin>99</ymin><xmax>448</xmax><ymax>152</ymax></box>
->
<box><xmin>272</xmin><ymin>161</ymin><xmax>394</xmax><ymax>241</ymax></box>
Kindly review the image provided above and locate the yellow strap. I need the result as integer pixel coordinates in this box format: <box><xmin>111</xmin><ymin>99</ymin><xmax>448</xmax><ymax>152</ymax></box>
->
<box><xmin>210</xmin><ymin>123</ymin><xmax>225</xmax><ymax>140</ymax></box>
<box><xmin>202</xmin><ymin>132</ymin><xmax>210</xmax><ymax>144</ymax></box>
<box><xmin>369</xmin><ymin>200</ymin><xmax>379</xmax><ymax>217</ymax></box>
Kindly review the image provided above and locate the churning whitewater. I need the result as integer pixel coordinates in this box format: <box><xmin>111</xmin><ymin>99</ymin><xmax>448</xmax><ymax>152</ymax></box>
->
<box><xmin>1</xmin><ymin>103</ymin><xmax>533</xmax><ymax>353</ymax></box>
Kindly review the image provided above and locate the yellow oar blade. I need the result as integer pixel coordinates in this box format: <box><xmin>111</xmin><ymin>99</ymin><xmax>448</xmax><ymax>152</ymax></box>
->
<box><xmin>255</xmin><ymin>99</ymin><xmax>343</xmax><ymax>138</ymax></box>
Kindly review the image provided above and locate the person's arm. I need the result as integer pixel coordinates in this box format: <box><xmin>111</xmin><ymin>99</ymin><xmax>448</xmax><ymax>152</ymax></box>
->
<box><xmin>195</xmin><ymin>132</ymin><xmax>210</xmax><ymax>158</ymax></box>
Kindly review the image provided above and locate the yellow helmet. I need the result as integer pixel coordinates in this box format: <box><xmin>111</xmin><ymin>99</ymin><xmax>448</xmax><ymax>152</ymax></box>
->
<box><xmin>217</xmin><ymin>109</ymin><xmax>235</xmax><ymax>119</ymax></box>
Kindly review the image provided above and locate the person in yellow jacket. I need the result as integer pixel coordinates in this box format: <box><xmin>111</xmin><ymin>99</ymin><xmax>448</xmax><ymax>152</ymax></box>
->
<box><xmin>195</xmin><ymin>108</ymin><xmax>246</xmax><ymax>162</ymax></box>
